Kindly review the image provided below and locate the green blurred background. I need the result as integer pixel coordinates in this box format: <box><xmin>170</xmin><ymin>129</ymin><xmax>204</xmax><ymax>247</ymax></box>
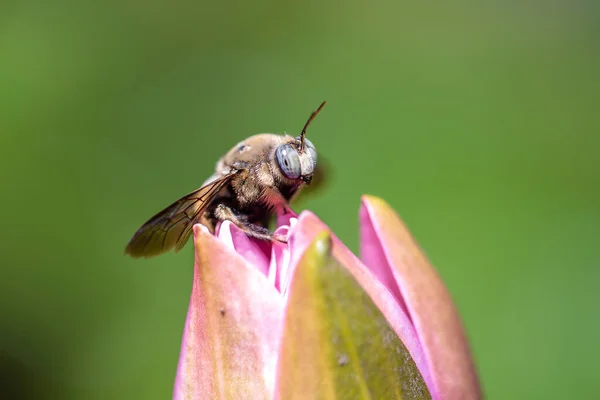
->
<box><xmin>1</xmin><ymin>0</ymin><xmax>599</xmax><ymax>398</ymax></box>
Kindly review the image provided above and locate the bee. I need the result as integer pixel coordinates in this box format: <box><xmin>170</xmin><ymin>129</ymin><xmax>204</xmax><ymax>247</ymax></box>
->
<box><xmin>125</xmin><ymin>101</ymin><xmax>326</xmax><ymax>258</ymax></box>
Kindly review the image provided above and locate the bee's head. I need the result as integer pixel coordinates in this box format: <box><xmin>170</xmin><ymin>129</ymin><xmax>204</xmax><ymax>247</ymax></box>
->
<box><xmin>275</xmin><ymin>137</ymin><xmax>317</xmax><ymax>184</ymax></box>
<box><xmin>275</xmin><ymin>101</ymin><xmax>325</xmax><ymax>185</ymax></box>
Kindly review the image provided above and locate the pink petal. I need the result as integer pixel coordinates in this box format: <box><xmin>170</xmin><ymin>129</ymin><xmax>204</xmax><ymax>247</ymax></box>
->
<box><xmin>218</xmin><ymin>221</ymin><xmax>271</xmax><ymax>277</ymax></box>
<box><xmin>284</xmin><ymin>211</ymin><xmax>434</xmax><ymax>393</ymax></box>
<box><xmin>360</xmin><ymin>195</ymin><xmax>482</xmax><ymax>400</ymax></box>
<box><xmin>173</xmin><ymin>224</ymin><xmax>284</xmax><ymax>400</ymax></box>
<box><xmin>359</xmin><ymin>206</ymin><xmax>408</xmax><ymax>315</ymax></box>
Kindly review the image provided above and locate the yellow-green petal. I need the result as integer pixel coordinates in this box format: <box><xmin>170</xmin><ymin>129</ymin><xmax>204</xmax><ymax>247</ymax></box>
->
<box><xmin>276</xmin><ymin>231</ymin><xmax>431</xmax><ymax>400</ymax></box>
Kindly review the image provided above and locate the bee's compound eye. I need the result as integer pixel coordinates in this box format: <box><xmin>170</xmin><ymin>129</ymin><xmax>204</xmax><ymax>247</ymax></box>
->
<box><xmin>276</xmin><ymin>144</ymin><xmax>301</xmax><ymax>179</ymax></box>
<box><xmin>296</xmin><ymin>136</ymin><xmax>318</xmax><ymax>167</ymax></box>
<box><xmin>304</xmin><ymin>138</ymin><xmax>317</xmax><ymax>168</ymax></box>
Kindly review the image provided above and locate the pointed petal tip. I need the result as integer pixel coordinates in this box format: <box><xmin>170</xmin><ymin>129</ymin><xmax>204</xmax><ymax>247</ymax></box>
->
<box><xmin>361</xmin><ymin>194</ymin><xmax>387</xmax><ymax>208</ymax></box>
<box><xmin>312</xmin><ymin>230</ymin><xmax>332</xmax><ymax>256</ymax></box>
<box><xmin>361</xmin><ymin>193</ymin><xmax>381</xmax><ymax>203</ymax></box>
<box><xmin>192</xmin><ymin>222</ymin><xmax>210</xmax><ymax>237</ymax></box>
<box><xmin>296</xmin><ymin>209</ymin><xmax>320</xmax><ymax>224</ymax></box>
<box><xmin>360</xmin><ymin>195</ymin><xmax>408</xmax><ymax>225</ymax></box>
<box><xmin>359</xmin><ymin>194</ymin><xmax>482</xmax><ymax>399</ymax></box>
<box><xmin>295</xmin><ymin>230</ymin><xmax>333</xmax><ymax>280</ymax></box>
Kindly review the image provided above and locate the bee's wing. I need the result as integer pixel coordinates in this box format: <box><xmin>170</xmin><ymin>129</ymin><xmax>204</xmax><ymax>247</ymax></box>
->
<box><xmin>125</xmin><ymin>173</ymin><xmax>235</xmax><ymax>258</ymax></box>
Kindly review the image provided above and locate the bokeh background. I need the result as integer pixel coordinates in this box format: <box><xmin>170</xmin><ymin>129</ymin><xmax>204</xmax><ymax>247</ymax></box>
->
<box><xmin>1</xmin><ymin>0</ymin><xmax>599</xmax><ymax>398</ymax></box>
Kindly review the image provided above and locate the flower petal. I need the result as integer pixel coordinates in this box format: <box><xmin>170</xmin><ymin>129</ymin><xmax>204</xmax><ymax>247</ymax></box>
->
<box><xmin>269</xmin><ymin>217</ymin><xmax>297</xmax><ymax>292</ymax></box>
<box><xmin>360</xmin><ymin>195</ymin><xmax>482</xmax><ymax>400</ymax></box>
<box><xmin>173</xmin><ymin>224</ymin><xmax>284</xmax><ymax>400</ymax></box>
<box><xmin>285</xmin><ymin>211</ymin><xmax>434</xmax><ymax>393</ymax></box>
<box><xmin>219</xmin><ymin>221</ymin><xmax>271</xmax><ymax>277</ymax></box>
<box><xmin>275</xmin><ymin>231</ymin><xmax>430</xmax><ymax>400</ymax></box>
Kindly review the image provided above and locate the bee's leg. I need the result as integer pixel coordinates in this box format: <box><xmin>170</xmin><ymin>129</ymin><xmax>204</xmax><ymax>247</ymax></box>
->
<box><xmin>214</xmin><ymin>204</ymin><xmax>287</xmax><ymax>243</ymax></box>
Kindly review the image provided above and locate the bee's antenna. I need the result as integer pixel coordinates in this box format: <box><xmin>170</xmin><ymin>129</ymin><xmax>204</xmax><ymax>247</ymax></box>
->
<box><xmin>300</xmin><ymin>101</ymin><xmax>326</xmax><ymax>151</ymax></box>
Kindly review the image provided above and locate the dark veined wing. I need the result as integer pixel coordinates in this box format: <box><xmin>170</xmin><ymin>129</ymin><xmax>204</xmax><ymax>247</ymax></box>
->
<box><xmin>125</xmin><ymin>173</ymin><xmax>235</xmax><ymax>258</ymax></box>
